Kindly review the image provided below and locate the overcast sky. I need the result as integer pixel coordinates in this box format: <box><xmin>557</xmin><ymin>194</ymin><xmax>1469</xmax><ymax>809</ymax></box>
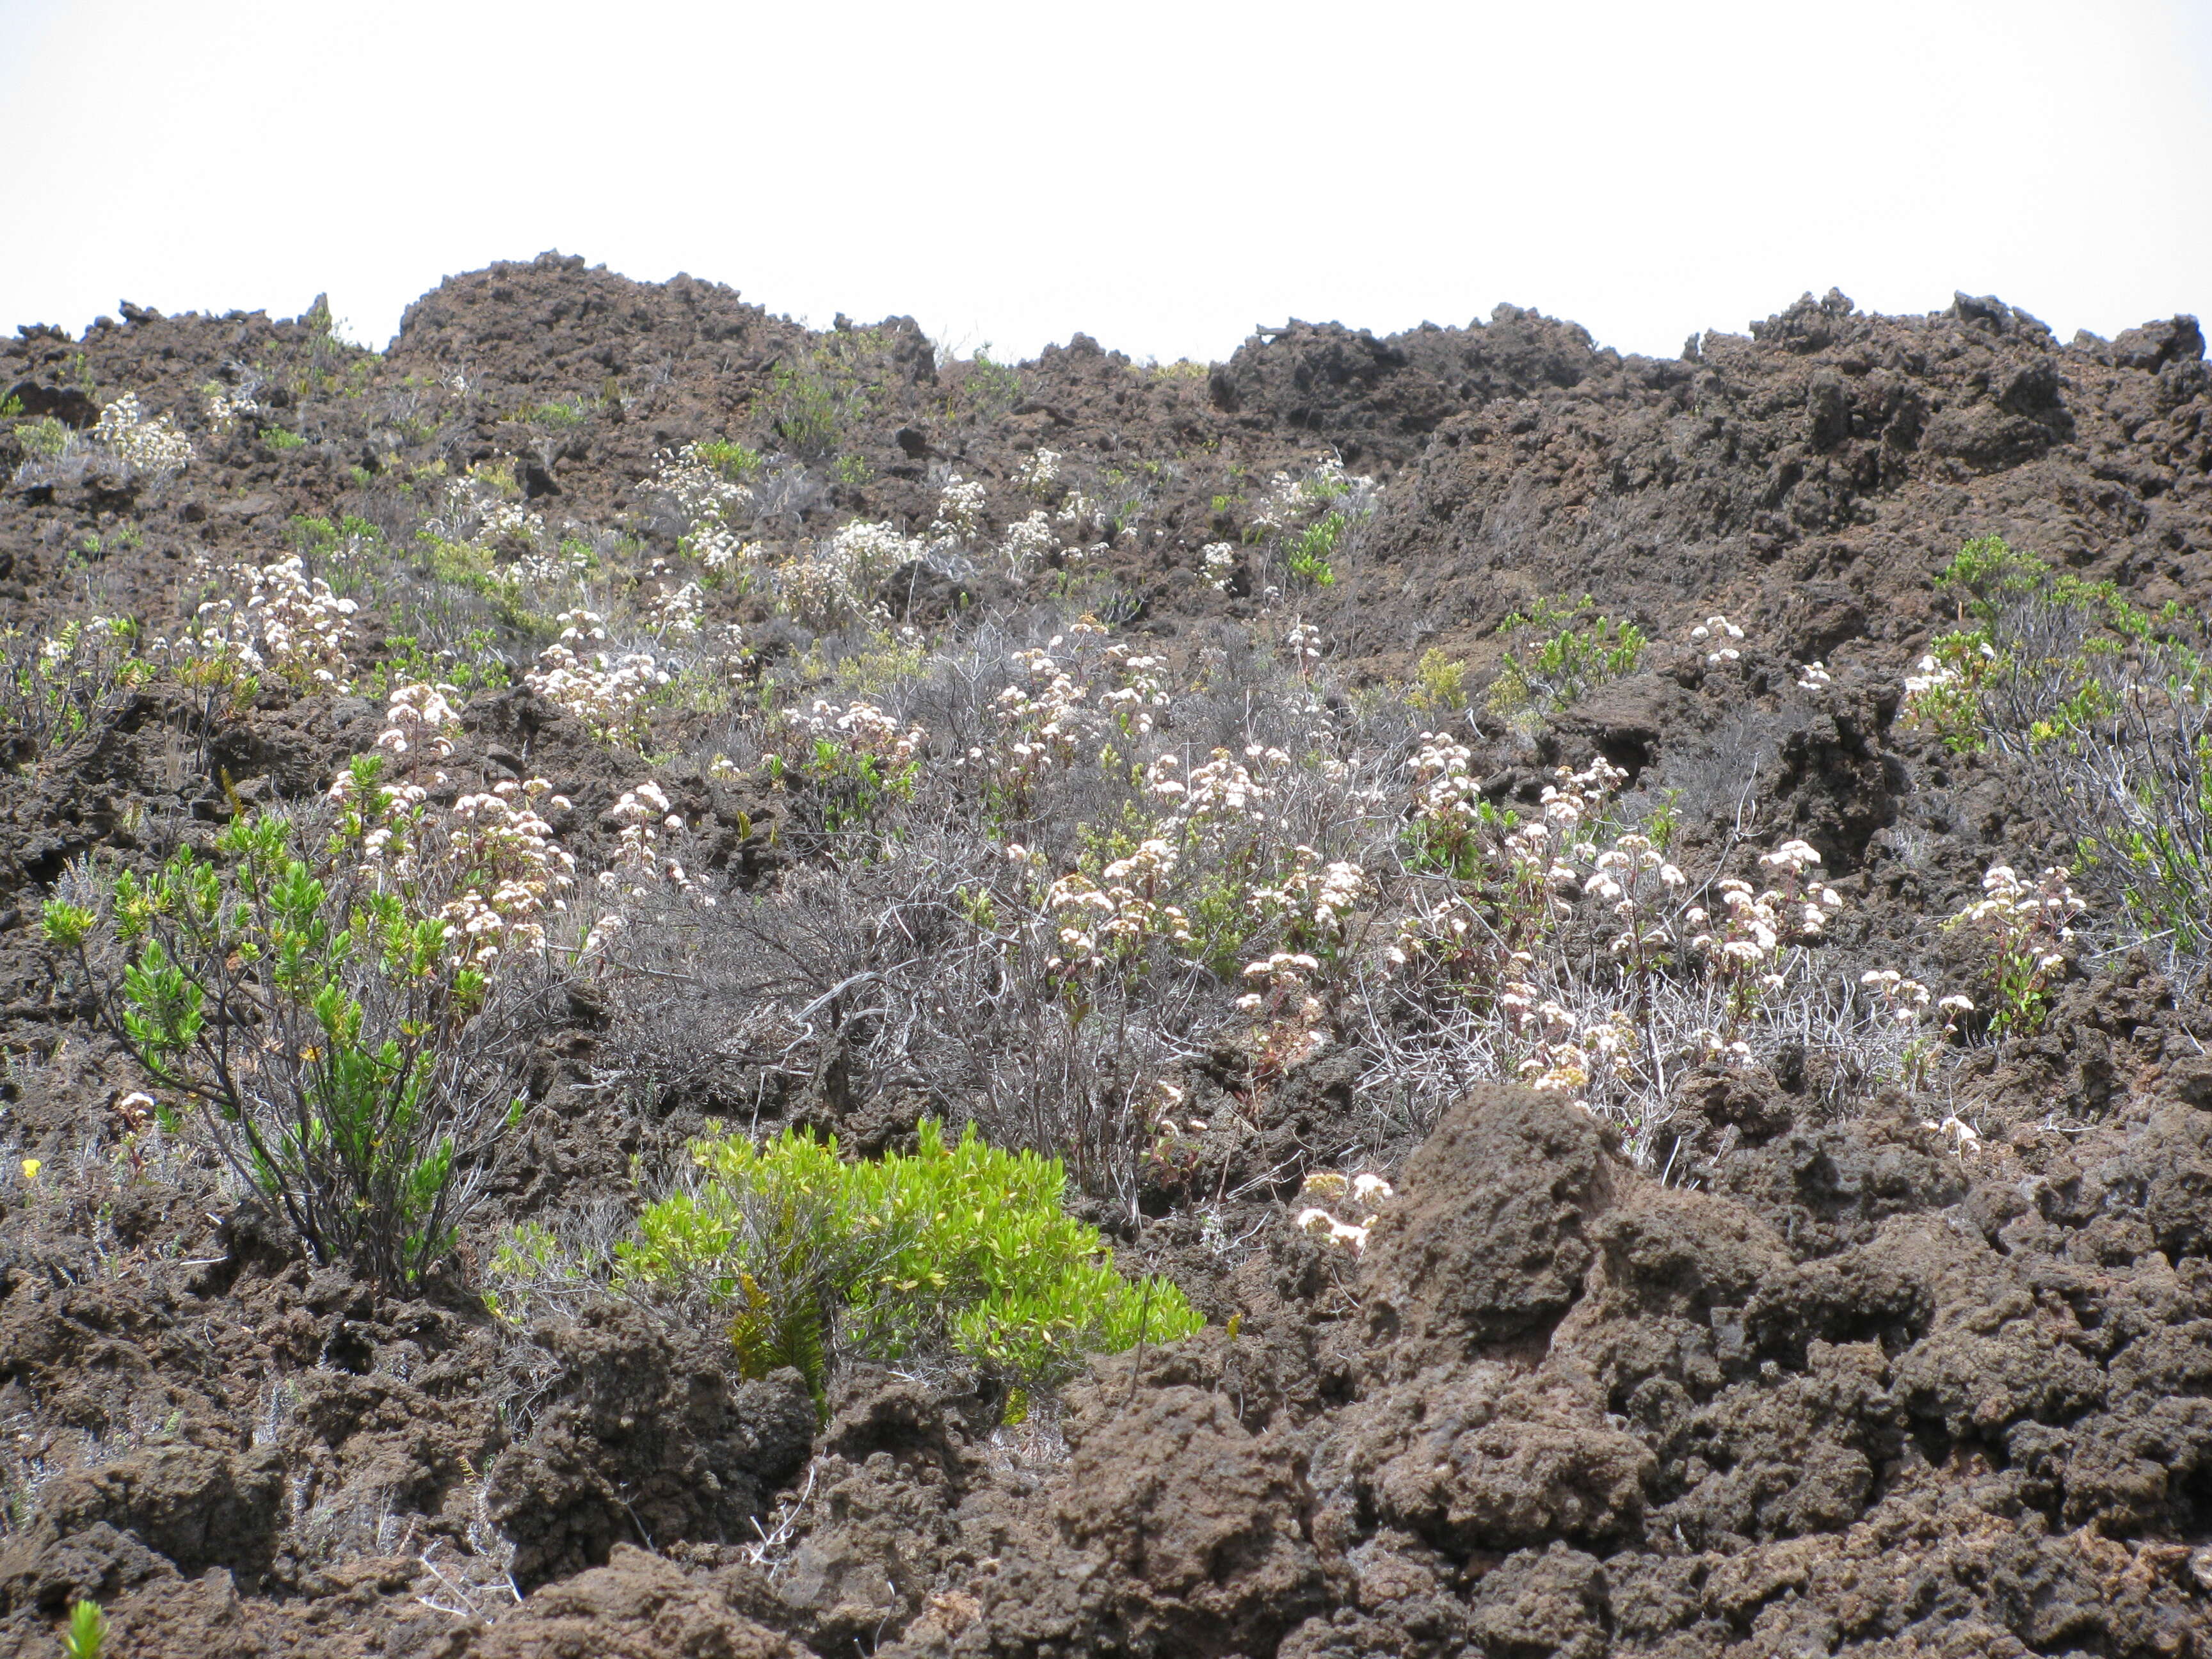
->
<box><xmin>3</xmin><ymin>0</ymin><xmax>2207</xmax><ymax>364</ymax></box>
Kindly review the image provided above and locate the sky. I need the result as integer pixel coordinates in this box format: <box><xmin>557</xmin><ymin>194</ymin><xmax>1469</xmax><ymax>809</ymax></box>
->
<box><xmin>1</xmin><ymin>0</ymin><xmax>2208</xmax><ymax>364</ymax></box>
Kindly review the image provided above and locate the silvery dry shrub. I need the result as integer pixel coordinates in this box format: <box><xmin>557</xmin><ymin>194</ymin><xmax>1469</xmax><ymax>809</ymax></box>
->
<box><xmin>44</xmin><ymin>757</ymin><xmax>562</xmax><ymax>1291</ymax></box>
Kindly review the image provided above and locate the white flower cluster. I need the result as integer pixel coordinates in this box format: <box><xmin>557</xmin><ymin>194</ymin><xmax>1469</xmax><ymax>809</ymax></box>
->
<box><xmin>1690</xmin><ymin>614</ymin><xmax>1745</xmax><ymax>666</ymax></box>
<box><xmin>1001</xmin><ymin>511</ymin><xmax>1059</xmax><ymax>576</ymax></box>
<box><xmin>92</xmin><ymin>393</ymin><xmax>195</xmax><ymax>476</ymax></box>
<box><xmin>601</xmin><ymin>779</ymin><xmax>703</xmax><ymax>902</ymax></box>
<box><xmin>1157</xmin><ymin>747</ymin><xmax>1281</xmax><ymax>836</ymax></box>
<box><xmin>1797</xmin><ymin>661</ymin><xmax>1833</xmax><ymax>691</ymax></box>
<box><xmin>646</xmin><ymin>581</ymin><xmax>706</xmax><ymax>640</ymax></box>
<box><xmin>525</xmin><ymin>611</ymin><xmax>668</xmax><ymax>741</ymax></box>
<box><xmin>649</xmin><ymin>444</ymin><xmax>755</xmax><ymax>570</ymax></box>
<box><xmin>1250</xmin><ymin>453</ymin><xmax>1378</xmax><ymax>534</ymax></box>
<box><xmin>1863</xmin><ymin>969</ymin><xmax>1975</xmax><ymax>1035</ymax></box>
<box><xmin>1014</xmin><ymin>448</ymin><xmax>1061</xmax><ymax>494</ymax></box>
<box><xmin>195</xmin><ymin>556</ymin><xmax>358</xmax><ymax>685</ymax></box>
<box><xmin>445</xmin><ymin>779</ymin><xmax>576</xmax><ymax>962</ymax></box>
<box><xmin>1201</xmin><ymin>543</ymin><xmax>1239</xmax><ymax>591</ymax></box>
<box><xmin>1500</xmin><ymin>758</ymin><xmax>1631</xmax><ymax>888</ymax></box>
<box><xmin>1250</xmin><ymin>847</ymin><xmax>1366</xmax><ymax>949</ymax></box>
<box><xmin>200</xmin><ymin>380</ymin><xmax>260</xmax><ymax>434</ymax></box>
<box><xmin>785</xmin><ymin>698</ymin><xmax>927</xmax><ymax>770</ymax></box>
<box><xmin>1953</xmin><ymin>864</ymin><xmax>2084</xmax><ymax>971</ymax></box>
<box><xmin>377</xmin><ymin>682</ymin><xmax>463</xmax><ymax>760</ymax></box>
<box><xmin>425</xmin><ymin>470</ymin><xmax>547</xmax><ymax>556</ymax></box>
<box><xmin>1100</xmin><ymin>649</ymin><xmax>1169</xmax><ymax>737</ymax></box>
<box><xmin>1294</xmin><ymin>1169</ymin><xmax>1393</xmax><ymax>1252</ymax></box>
<box><xmin>1285</xmin><ymin>621</ymin><xmax>1322</xmax><ymax>672</ymax></box>
<box><xmin>1045</xmin><ymin>840</ymin><xmax>1192</xmax><ymax>977</ymax></box>
<box><xmin>932</xmin><ymin>473</ymin><xmax>989</xmax><ymax>540</ymax></box>
<box><xmin>777</xmin><ymin>520</ymin><xmax>917</xmax><ymax>630</ymax></box>
<box><xmin>1686</xmin><ymin>839</ymin><xmax>1841</xmax><ymax>975</ymax></box>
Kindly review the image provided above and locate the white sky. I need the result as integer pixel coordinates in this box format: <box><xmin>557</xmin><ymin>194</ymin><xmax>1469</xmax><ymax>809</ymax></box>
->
<box><xmin>3</xmin><ymin>0</ymin><xmax>2208</xmax><ymax>364</ymax></box>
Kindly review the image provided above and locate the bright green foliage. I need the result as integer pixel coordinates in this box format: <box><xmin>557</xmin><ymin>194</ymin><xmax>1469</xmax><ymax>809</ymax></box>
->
<box><xmin>695</xmin><ymin>440</ymin><xmax>764</xmax><ymax>481</ymax></box>
<box><xmin>63</xmin><ymin>1600</ymin><xmax>106</xmax><ymax>1659</ymax></box>
<box><xmin>1285</xmin><ymin>513</ymin><xmax>1345</xmax><ymax>587</ymax></box>
<box><xmin>263</xmin><ymin>427</ymin><xmax>307</xmax><ymax>452</ymax></box>
<box><xmin>357</xmin><ymin>631</ymin><xmax>510</xmax><ymax>700</ymax></box>
<box><xmin>615</xmin><ymin>1121</ymin><xmax>1201</xmax><ymax>1406</ymax></box>
<box><xmin>1486</xmin><ymin>597</ymin><xmax>1648</xmax><ymax>716</ymax></box>
<box><xmin>59</xmin><ymin>760</ymin><xmax>545</xmax><ymax>1290</ymax></box>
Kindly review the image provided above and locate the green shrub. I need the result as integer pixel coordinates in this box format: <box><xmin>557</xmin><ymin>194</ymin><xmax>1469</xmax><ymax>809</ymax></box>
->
<box><xmin>16</xmin><ymin>415</ymin><xmax>68</xmax><ymax>460</ymax></box>
<box><xmin>614</xmin><ymin>1121</ymin><xmax>1201</xmax><ymax>1406</ymax></box>
<box><xmin>1285</xmin><ymin>513</ymin><xmax>1344</xmax><ymax>587</ymax></box>
<box><xmin>1</xmin><ymin>617</ymin><xmax>152</xmax><ymax>753</ymax></box>
<box><xmin>695</xmin><ymin>439</ymin><xmax>764</xmax><ymax>481</ymax></box>
<box><xmin>262</xmin><ymin>427</ymin><xmax>307</xmax><ymax>453</ymax></box>
<box><xmin>1486</xmin><ymin>596</ymin><xmax>1648</xmax><ymax>716</ymax></box>
<box><xmin>49</xmin><ymin>763</ymin><xmax>556</xmax><ymax>1290</ymax></box>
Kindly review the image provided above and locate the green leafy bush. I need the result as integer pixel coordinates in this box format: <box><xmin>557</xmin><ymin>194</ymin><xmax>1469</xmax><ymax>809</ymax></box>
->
<box><xmin>47</xmin><ymin>760</ymin><xmax>559</xmax><ymax>1290</ymax></box>
<box><xmin>1285</xmin><ymin>513</ymin><xmax>1345</xmax><ymax>587</ymax></box>
<box><xmin>1486</xmin><ymin>596</ymin><xmax>1648</xmax><ymax>716</ymax></box>
<box><xmin>613</xmin><ymin>1120</ymin><xmax>1201</xmax><ymax>1405</ymax></box>
<box><xmin>262</xmin><ymin>426</ymin><xmax>307</xmax><ymax>453</ymax></box>
<box><xmin>15</xmin><ymin>415</ymin><xmax>68</xmax><ymax>460</ymax></box>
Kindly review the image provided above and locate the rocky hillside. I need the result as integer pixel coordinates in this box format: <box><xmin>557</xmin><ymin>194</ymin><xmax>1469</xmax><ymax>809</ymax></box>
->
<box><xmin>0</xmin><ymin>252</ymin><xmax>2209</xmax><ymax>1657</ymax></box>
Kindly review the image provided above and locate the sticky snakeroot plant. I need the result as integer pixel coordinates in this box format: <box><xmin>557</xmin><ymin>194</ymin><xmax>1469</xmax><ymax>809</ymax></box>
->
<box><xmin>44</xmin><ymin>757</ymin><xmax>559</xmax><ymax>1291</ymax></box>
<box><xmin>609</xmin><ymin>1120</ymin><xmax>1200</xmax><ymax>1409</ymax></box>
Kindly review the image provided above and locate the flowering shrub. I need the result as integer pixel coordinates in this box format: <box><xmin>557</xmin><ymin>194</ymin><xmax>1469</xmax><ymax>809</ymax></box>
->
<box><xmin>525</xmin><ymin>611</ymin><xmax>668</xmax><ymax>744</ymax></box>
<box><xmin>647</xmin><ymin>442</ymin><xmax>760</xmax><ymax>575</ymax></box>
<box><xmin>776</xmin><ymin>520</ymin><xmax>918</xmax><ymax>630</ymax></box>
<box><xmin>1945</xmin><ymin>864</ymin><xmax>2083</xmax><ymax>1035</ymax></box>
<box><xmin>90</xmin><ymin>392</ymin><xmax>195</xmax><ymax>476</ymax></box>
<box><xmin>192</xmin><ymin>555</ymin><xmax>359</xmax><ymax>688</ymax></box>
<box><xmin>1900</xmin><ymin>536</ymin><xmax>2212</xmax><ymax>972</ymax></box>
<box><xmin>2</xmin><ymin>617</ymin><xmax>154</xmax><ymax>753</ymax></box>
<box><xmin>1246</xmin><ymin>453</ymin><xmax>1378</xmax><ymax>589</ymax></box>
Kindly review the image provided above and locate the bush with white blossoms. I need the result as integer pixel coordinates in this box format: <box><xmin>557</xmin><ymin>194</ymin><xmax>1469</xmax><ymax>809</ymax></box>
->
<box><xmin>1014</xmin><ymin>448</ymin><xmax>1062</xmax><ymax>495</ymax></box>
<box><xmin>525</xmin><ymin>611</ymin><xmax>668</xmax><ymax>744</ymax></box>
<box><xmin>776</xmin><ymin>520</ymin><xmax>920</xmax><ymax>630</ymax></box>
<box><xmin>377</xmin><ymin>681</ymin><xmax>464</xmax><ymax>763</ymax></box>
<box><xmin>1690</xmin><ymin>614</ymin><xmax>1745</xmax><ymax>666</ymax></box>
<box><xmin>1001</xmin><ymin>512</ymin><xmax>1059</xmax><ymax>577</ymax></box>
<box><xmin>90</xmin><ymin>392</ymin><xmax>195</xmax><ymax>476</ymax></box>
<box><xmin>192</xmin><ymin>555</ymin><xmax>359</xmax><ymax>687</ymax></box>
<box><xmin>1945</xmin><ymin>863</ymin><xmax>2085</xmax><ymax>1035</ymax></box>
<box><xmin>931</xmin><ymin>472</ymin><xmax>989</xmax><ymax>541</ymax></box>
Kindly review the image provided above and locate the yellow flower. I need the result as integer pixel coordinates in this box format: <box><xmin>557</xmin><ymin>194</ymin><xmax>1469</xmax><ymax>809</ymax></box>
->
<box><xmin>20</xmin><ymin>1158</ymin><xmax>40</xmax><ymax>1182</ymax></box>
